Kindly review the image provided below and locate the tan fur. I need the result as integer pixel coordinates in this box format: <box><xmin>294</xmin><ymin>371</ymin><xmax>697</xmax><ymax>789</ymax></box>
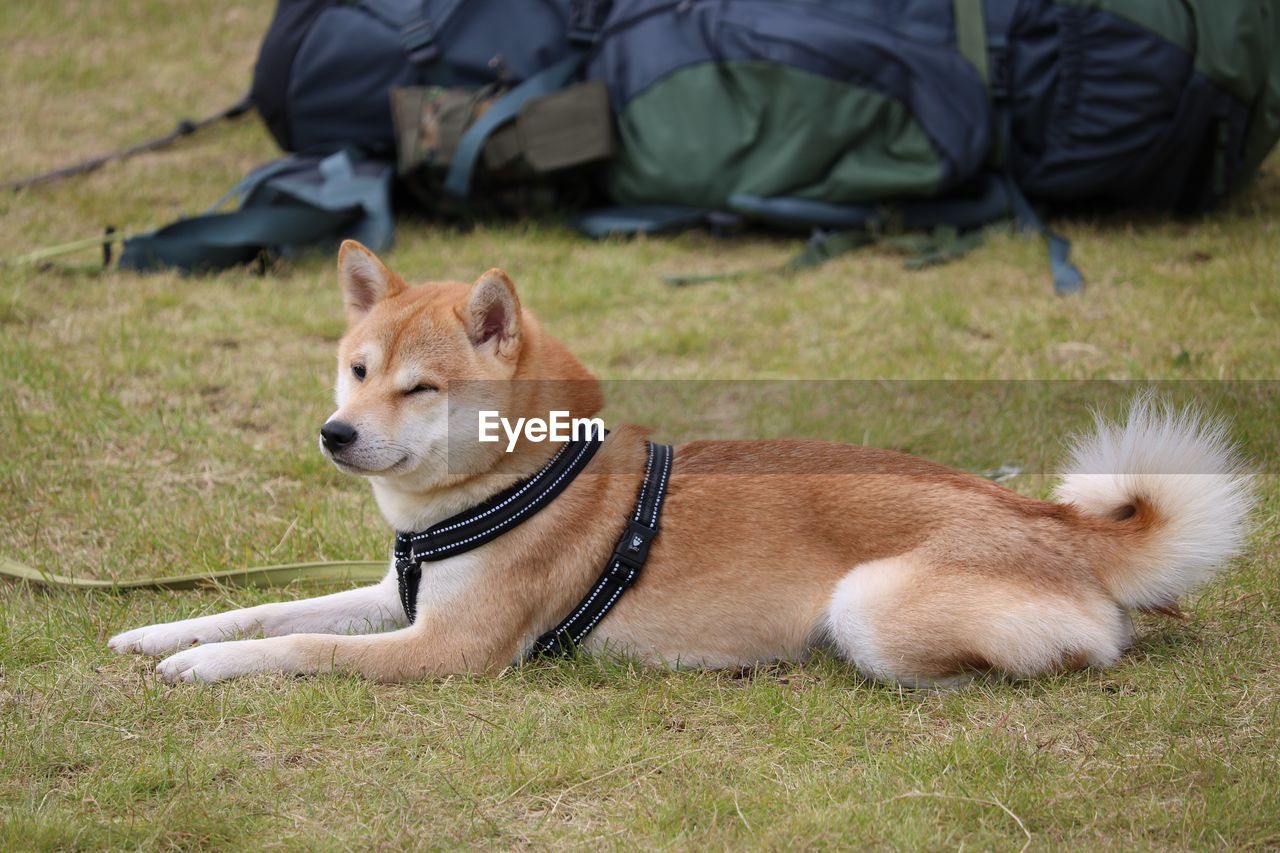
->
<box><xmin>113</xmin><ymin>242</ymin><xmax>1252</xmax><ymax>686</ymax></box>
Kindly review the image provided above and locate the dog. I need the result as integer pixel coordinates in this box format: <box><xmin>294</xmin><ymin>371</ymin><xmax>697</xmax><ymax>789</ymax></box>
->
<box><xmin>109</xmin><ymin>241</ymin><xmax>1255</xmax><ymax>686</ymax></box>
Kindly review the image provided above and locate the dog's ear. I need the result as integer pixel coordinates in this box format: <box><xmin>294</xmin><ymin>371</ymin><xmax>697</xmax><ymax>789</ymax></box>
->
<box><xmin>338</xmin><ymin>240</ymin><xmax>406</xmax><ymax>324</ymax></box>
<box><xmin>463</xmin><ymin>269</ymin><xmax>521</xmax><ymax>359</ymax></box>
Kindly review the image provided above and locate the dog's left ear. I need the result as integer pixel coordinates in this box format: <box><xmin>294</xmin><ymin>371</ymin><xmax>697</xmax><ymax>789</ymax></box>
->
<box><xmin>464</xmin><ymin>269</ymin><xmax>521</xmax><ymax>359</ymax></box>
<box><xmin>338</xmin><ymin>240</ymin><xmax>406</xmax><ymax>324</ymax></box>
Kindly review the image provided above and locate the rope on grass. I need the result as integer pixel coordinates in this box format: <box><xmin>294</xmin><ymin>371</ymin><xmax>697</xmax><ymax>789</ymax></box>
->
<box><xmin>0</xmin><ymin>228</ymin><xmax>148</xmax><ymax>268</ymax></box>
<box><xmin>1</xmin><ymin>94</ymin><xmax>254</xmax><ymax>193</ymax></box>
<box><xmin>0</xmin><ymin>553</ymin><xmax>387</xmax><ymax>591</ymax></box>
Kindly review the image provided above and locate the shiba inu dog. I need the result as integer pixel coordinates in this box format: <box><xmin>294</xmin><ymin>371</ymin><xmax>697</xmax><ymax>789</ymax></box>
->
<box><xmin>109</xmin><ymin>242</ymin><xmax>1255</xmax><ymax>686</ymax></box>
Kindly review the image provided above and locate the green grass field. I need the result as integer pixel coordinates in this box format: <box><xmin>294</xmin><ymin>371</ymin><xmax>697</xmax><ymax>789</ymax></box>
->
<box><xmin>2</xmin><ymin>1</ymin><xmax>1279</xmax><ymax>848</ymax></box>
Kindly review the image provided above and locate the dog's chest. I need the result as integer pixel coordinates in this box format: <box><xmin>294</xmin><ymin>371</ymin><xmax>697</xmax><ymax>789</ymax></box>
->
<box><xmin>408</xmin><ymin>552</ymin><xmax>486</xmax><ymax>615</ymax></box>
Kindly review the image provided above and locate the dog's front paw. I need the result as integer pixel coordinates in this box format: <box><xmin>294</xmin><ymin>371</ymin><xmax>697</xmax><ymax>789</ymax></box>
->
<box><xmin>156</xmin><ymin>640</ymin><xmax>275</xmax><ymax>684</ymax></box>
<box><xmin>108</xmin><ymin>615</ymin><xmax>245</xmax><ymax>656</ymax></box>
<box><xmin>109</xmin><ymin>623</ymin><xmax>196</xmax><ymax>656</ymax></box>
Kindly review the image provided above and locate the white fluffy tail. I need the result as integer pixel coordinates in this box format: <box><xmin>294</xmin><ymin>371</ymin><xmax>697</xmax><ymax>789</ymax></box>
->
<box><xmin>1054</xmin><ymin>395</ymin><xmax>1255</xmax><ymax>610</ymax></box>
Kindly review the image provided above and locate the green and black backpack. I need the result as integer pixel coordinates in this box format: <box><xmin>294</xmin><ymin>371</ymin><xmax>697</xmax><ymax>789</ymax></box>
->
<box><xmin>124</xmin><ymin>0</ymin><xmax>1280</xmax><ymax>292</ymax></box>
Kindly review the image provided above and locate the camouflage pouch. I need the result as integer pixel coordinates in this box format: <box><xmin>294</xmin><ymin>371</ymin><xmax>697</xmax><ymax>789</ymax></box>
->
<box><xmin>391</xmin><ymin>79</ymin><xmax>613</xmax><ymax>220</ymax></box>
<box><xmin>391</xmin><ymin>86</ymin><xmax>489</xmax><ymax>176</ymax></box>
<box><xmin>517</xmin><ymin>80</ymin><xmax>613</xmax><ymax>172</ymax></box>
<box><xmin>391</xmin><ymin>80</ymin><xmax>613</xmax><ymax>179</ymax></box>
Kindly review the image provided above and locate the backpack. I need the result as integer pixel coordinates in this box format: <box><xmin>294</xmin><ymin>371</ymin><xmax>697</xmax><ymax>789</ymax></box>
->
<box><xmin>250</xmin><ymin>0</ymin><xmax>584</xmax><ymax>153</ymax></box>
<box><xmin>252</xmin><ymin>0</ymin><xmax>1278</xmax><ymax>202</ymax></box>
<box><xmin>158</xmin><ymin>0</ymin><xmax>1280</xmax><ymax>289</ymax></box>
<box><xmin>591</xmin><ymin>1</ymin><xmax>1279</xmax><ymax>216</ymax></box>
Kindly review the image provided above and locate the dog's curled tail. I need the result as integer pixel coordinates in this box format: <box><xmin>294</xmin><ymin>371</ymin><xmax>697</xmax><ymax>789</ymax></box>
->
<box><xmin>1055</xmin><ymin>394</ymin><xmax>1255</xmax><ymax>611</ymax></box>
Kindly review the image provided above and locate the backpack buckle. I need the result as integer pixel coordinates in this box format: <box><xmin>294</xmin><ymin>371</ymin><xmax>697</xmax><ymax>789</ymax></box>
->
<box><xmin>401</xmin><ymin>18</ymin><xmax>439</xmax><ymax>65</ymax></box>
<box><xmin>987</xmin><ymin>37</ymin><xmax>1009</xmax><ymax>101</ymax></box>
<box><xmin>568</xmin><ymin>0</ymin><xmax>611</xmax><ymax>47</ymax></box>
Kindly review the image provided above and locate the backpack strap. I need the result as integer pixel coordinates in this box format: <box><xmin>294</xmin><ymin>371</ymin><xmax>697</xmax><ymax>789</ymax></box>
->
<box><xmin>953</xmin><ymin>0</ymin><xmax>989</xmax><ymax>91</ymax></box>
<box><xmin>442</xmin><ymin>0</ymin><xmax>612</xmax><ymax>199</ymax></box>
<box><xmin>727</xmin><ymin>195</ymin><xmax>879</xmax><ymax>230</ymax></box>
<box><xmin>442</xmin><ymin>54</ymin><xmax>588</xmax><ymax>198</ymax></box>
<box><xmin>568</xmin><ymin>0</ymin><xmax>612</xmax><ymax>47</ymax></box>
<box><xmin>397</xmin><ymin>0</ymin><xmax>468</xmax><ymax>67</ymax></box>
<box><xmin>953</xmin><ymin>0</ymin><xmax>1086</xmax><ymax>294</ymax></box>
<box><xmin>120</xmin><ymin>149</ymin><xmax>394</xmax><ymax>273</ymax></box>
<box><xmin>572</xmin><ymin>205</ymin><xmax>713</xmax><ymax>238</ymax></box>
<box><xmin>118</xmin><ymin>205</ymin><xmax>359</xmax><ymax>273</ymax></box>
<box><xmin>728</xmin><ymin>180</ymin><xmax>1011</xmax><ymax>234</ymax></box>
<box><xmin>1002</xmin><ymin>176</ymin><xmax>1085</xmax><ymax>294</ymax></box>
<box><xmin>656</xmin><ymin>180</ymin><xmax>1012</xmax><ymax>285</ymax></box>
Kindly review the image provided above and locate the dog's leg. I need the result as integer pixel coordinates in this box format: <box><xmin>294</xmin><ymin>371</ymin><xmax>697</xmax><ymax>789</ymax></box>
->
<box><xmin>108</xmin><ymin>567</ymin><xmax>405</xmax><ymax>655</ymax></box>
<box><xmin>153</xmin><ymin>615</ymin><xmax>515</xmax><ymax>684</ymax></box>
<box><xmin>151</xmin><ymin>551</ymin><xmax>535</xmax><ymax>682</ymax></box>
<box><xmin>825</xmin><ymin>555</ymin><xmax>1132</xmax><ymax>688</ymax></box>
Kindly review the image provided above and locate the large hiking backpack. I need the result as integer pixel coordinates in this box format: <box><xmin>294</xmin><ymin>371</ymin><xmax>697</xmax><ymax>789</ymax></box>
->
<box><xmin>145</xmin><ymin>0</ymin><xmax>1278</xmax><ymax>287</ymax></box>
<box><xmin>252</xmin><ymin>0</ymin><xmax>1279</xmax><ymax>207</ymax></box>
<box><xmin>594</xmin><ymin>0</ymin><xmax>1280</xmax><ymax>216</ymax></box>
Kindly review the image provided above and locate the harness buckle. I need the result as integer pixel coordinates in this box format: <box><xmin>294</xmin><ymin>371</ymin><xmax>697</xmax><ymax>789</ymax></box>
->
<box><xmin>609</xmin><ymin>519</ymin><xmax>656</xmax><ymax>576</ymax></box>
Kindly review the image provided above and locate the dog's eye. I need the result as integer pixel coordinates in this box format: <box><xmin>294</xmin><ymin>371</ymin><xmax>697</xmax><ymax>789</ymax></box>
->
<box><xmin>351</xmin><ymin>364</ymin><xmax>366</xmax><ymax>380</ymax></box>
<box><xmin>407</xmin><ymin>383</ymin><xmax>438</xmax><ymax>395</ymax></box>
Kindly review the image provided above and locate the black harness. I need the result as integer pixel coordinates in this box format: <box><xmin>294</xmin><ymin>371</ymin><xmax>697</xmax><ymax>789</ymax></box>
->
<box><xmin>392</xmin><ymin>430</ymin><xmax>672</xmax><ymax>657</ymax></box>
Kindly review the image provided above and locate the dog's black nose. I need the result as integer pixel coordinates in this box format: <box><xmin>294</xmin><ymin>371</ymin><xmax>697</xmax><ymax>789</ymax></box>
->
<box><xmin>320</xmin><ymin>420</ymin><xmax>358</xmax><ymax>451</ymax></box>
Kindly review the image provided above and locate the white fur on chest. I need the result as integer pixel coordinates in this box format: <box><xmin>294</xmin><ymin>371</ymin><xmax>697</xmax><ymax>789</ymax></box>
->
<box><xmin>409</xmin><ymin>551</ymin><xmax>487</xmax><ymax>618</ymax></box>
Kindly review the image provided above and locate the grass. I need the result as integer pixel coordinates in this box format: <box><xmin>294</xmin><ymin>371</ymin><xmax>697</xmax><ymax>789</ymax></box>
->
<box><xmin>2</xmin><ymin>0</ymin><xmax>1279</xmax><ymax>847</ymax></box>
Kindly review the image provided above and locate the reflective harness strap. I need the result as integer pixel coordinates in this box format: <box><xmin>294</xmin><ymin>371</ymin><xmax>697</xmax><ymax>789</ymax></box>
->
<box><xmin>393</xmin><ymin>426</ymin><xmax>606</xmax><ymax>623</ymax></box>
<box><xmin>392</xmin><ymin>433</ymin><xmax>672</xmax><ymax>654</ymax></box>
<box><xmin>526</xmin><ymin>441</ymin><xmax>673</xmax><ymax>658</ymax></box>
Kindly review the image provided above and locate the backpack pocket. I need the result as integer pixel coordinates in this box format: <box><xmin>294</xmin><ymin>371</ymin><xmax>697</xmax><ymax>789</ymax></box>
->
<box><xmin>602</xmin><ymin>0</ymin><xmax>992</xmax><ymax>208</ymax></box>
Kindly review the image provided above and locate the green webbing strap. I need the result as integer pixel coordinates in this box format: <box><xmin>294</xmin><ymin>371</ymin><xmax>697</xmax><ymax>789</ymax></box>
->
<box><xmin>0</xmin><ymin>554</ymin><xmax>386</xmax><ymax>591</ymax></box>
<box><xmin>783</xmin><ymin>230</ymin><xmax>879</xmax><ymax>272</ymax></box>
<box><xmin>663</xmin><ymin>226</ymin><xmax>983</xmax><ymax>286</ymax></box>
<box><xmin>443</xmin><ymin>53</ymin><xmax>586</xmax><ymax>199</ymax></box>
<box><xmin>888</xmin><ymin>226</ymin><xmax>987</xmax><ymax>270</ymax></box>
<box><xmin>4</xmin><ymin>229</ymin><xmax>143</xmax><ymax>267</ymax></box>
<box><xmin>954</xmin><ymin>0</ymin><xmax>989</xmax><ymax>90</ymax></box>
<box><xmin>663</xmin><ymin>268</ymin><xmax>754</xmax><ymax>287</ymax></box>
<box><xmin>784</xmin><ymin>226</ymin><xmax>986</xmax><ymax>273</ymax></box>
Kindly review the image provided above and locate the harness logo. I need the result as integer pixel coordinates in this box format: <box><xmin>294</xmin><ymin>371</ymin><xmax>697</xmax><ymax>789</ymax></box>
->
<box><xmin>478</xmin><ymin>410</ymin><xmax>605</xmax><ymax>452</ymax></box>
<box><xmin>629</xmin><ymin>534</ymin><xmax>644</xmax><ymax>551</ymax></box>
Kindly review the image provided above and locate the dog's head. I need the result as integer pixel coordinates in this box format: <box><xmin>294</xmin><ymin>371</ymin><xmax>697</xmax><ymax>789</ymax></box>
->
<box><xmin>320</xmin><ymin>241</ymin><xmax>602</xmax><ymax>495</ymax></box>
